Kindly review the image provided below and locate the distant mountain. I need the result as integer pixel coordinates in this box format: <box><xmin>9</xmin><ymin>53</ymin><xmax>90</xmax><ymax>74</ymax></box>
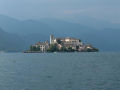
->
<box><xmin>0</xmin><ymin>28</ymin><xmax>27</xmax><ymax>52</ymax></box>
<box><xmin>0</xmin><ymin>15</ymin><xmax>97</xmax><ymax>44</ymax></box>
<box><xmin>0</xmin><ymin>15</ymin><xmax>53</xmax><ymax>35</ymax></box>
<box><xmin>66</xmin><ymin>15</ymin><xmax>120</xmax><ymax>30</ymax></box>
<box><xmin>82</xmin><ymin>29</ymin><xmax>120</xmax><ymax>51</ymax></box>
<box><xmin>0</xmin><ymin>15</ymin><xmax>120</xmax><ymax>51</ymax></box>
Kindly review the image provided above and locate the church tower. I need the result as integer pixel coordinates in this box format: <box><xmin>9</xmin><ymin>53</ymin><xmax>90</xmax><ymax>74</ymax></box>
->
<box><xmin>50</xmin><ymin>35</ymin><xmax>54</xmax><ymax>44</ymax></box>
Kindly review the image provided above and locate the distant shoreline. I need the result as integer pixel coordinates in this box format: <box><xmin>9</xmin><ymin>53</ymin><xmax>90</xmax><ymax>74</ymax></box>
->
<box><xmin>23</xmin><ymin>50</ymin><xmax>99</xmax><ymax>53</ymax></box>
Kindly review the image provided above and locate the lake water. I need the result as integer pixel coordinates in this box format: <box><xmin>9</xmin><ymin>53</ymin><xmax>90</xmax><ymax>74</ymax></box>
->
<box><xmin>0</xmin><ymin>52</ymin><xmax>120</xmax><ymax>90</ymax></box>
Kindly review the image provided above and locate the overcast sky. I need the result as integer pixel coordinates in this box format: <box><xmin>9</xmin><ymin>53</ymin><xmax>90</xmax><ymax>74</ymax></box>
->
<box><xmin>0</xmin><ymin>0</ymin><xmax>120</xmax><ymax>22</ymax></box>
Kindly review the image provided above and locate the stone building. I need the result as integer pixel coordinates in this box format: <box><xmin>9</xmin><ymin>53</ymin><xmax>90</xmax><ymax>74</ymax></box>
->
<box><xmin>50</xmin><ymin>35</ymin><xmax>83</xmax><ymax>50</ymax></box>
<box><xmin>32</xmin><ymin>41</ymin><xmax>49</xmax><ymax>52</ymax></box>
<box><xmin>29</xmin><ymin>35</ymin><xmax>98</xmax><ymax>52</ymax></box>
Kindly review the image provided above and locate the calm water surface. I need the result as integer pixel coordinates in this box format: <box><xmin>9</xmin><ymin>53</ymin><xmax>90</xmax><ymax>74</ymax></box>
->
<box><xmin>0</xmin><ymin>52</ymin><xmax>120</xmax><ymax>90</ymax></box>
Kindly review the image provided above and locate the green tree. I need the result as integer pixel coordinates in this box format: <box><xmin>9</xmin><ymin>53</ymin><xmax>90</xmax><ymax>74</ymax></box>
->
<box><xmin>57</xmin><ymin>39</ymin><xmax>62</xmax><ymax>44</ymax></box>
<box><xmin>30</xmin><ymin>46</ymin><xmax>40</xmax><ymax>51</ymax></box>
<box><xmin>67</xmin><ymin>47</ymin><xmax>75</xmax><ymax>52</ymax></box>
<box><xmin>47</xmin><ymin>44</ymin><xmax>59</xmax><ymax>52</ymax></box>
<box><xmin>60</xmin><ymin>46</ymin><xmax>67</xmax><ymax>52</ymax></box>
<box><xmin>76</xmin><ymin>46</ymin><xmax>79</xmax><ymax>50</ymax></box>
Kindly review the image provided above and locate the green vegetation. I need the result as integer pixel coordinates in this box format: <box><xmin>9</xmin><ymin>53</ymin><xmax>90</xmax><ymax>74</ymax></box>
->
<box><xmin>60</xmin><ymin>46</ymin><xmax>67</xmax><ymax>52</ymax></box>
<box><xmin>56</xmin><ymin>39</ymin><xmax>62</xmax><ymax>44</ymax></box>
<box><xmin>30</xmin><ymin>46</ymin><xmax>41</xmax><ymax>51</ymax></box>
<box><xmin>85</xmin><ymin>47</ymin><xmax>99</xmax><ymax>52</ymax></box>
<box><xmin>67</xmin><ymin>47</ymin><xmax>75</xmax><ymax>52</ymax></box>
<box><xmin>27</xmin><ymin>44</ymin><xmax>99</xmax><ymax>53</ymax></box>
<box><xmin>47</xmin><ymin>44</ymin><xmax>75</xmax><ymax>52</ymax></box>
<box><xmin>47</xmin><ymin>44</ymin><xmax>59</xmax><ymax>52</ymax></box>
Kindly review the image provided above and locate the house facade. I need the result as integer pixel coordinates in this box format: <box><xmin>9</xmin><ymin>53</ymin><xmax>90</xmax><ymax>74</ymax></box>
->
<box><xmin>32</xmin><ymin>41</ymin><xmax>49</xmax><ymax>52</ymax></box>
<box><xmin>50</xmin><ymin>35</ymin><xmax>83</xmax><ymax>50</ymax></box>
<box><xmin>29</xmin><ymin>35</ymin><xmax>98</xmax><ymax>52</ymax></box>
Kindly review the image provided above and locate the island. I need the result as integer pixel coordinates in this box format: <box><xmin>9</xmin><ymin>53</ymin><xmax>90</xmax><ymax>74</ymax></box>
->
<box><xmin>24</xmin><ymin>35</ymin><xmax>99</xmax><ymax>53</ymax></box>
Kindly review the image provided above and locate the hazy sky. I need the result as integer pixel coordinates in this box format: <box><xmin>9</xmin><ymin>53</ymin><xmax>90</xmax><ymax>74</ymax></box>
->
<box><xmin>0</xmin><ymin>0</ymin><xmax>120</xmax><ymax>22</ymax></box>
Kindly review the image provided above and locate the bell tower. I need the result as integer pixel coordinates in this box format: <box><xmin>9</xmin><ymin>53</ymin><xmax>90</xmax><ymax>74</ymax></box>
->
<box><xmin>50</xmin><ymin>35</ymin><xmax>54</xmax><ymax>44</ymax></box>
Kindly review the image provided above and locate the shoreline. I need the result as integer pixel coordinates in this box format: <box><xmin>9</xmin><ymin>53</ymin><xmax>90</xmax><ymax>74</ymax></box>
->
<box><xmin>23</xmin><ymin>50</ymin><xmax>99</xmax><ymax>53</ymax></box>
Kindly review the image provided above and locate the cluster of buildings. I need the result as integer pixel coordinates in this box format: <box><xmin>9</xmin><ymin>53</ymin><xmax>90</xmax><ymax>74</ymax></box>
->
<box><xmin>31</xmin><ymin>35</ymin><xmax>98</xmax><ymax>52</ymax></box>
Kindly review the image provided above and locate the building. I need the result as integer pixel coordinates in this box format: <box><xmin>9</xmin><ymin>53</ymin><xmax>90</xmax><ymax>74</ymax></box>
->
<box><xmin>50</xmin><ymin>35</ymin><xmax>83</xmax><ymax>50</ymax></box>
<box><xmin>32</xmin><ymin>41</ymin><xmax>49</xmax><ymax>52</ymax></box>
<box><xmin>50</xmin><ymin>35</ymin><xmax>54</xmax><ymax>44</ymax></box>
<box><xmin>29</xmin><ymin>35</ymin><xmax>98</xmax><ymax>52</ymax></box>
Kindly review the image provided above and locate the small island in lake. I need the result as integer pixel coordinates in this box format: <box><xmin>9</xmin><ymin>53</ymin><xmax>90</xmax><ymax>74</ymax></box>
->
<box><xmin>24</xmin><ymin>35</ymin><xmax>99</xmax><ymax>53</ymax></box>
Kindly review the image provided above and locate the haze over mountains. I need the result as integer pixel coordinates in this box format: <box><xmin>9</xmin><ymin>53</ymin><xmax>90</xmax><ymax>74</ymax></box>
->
<box><xmin>0</xmin><ymin>15</ymin><xmax>120</xmax><ymax>52</ymax></box>
<box><xmin>0</xmin><ymin>27</ymin><xmax>27</xmax><ymax>51</ymax></box>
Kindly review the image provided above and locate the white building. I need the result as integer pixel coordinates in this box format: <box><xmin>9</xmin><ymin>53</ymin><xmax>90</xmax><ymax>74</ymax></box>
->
<box><xmin>32</xmin><ymin>41</ymin><xmax>49</xmax><ymax>52</ymax></box>
<box><xmin>50</xmin><ymin>35</ymin><xmax>83</xmax><ymax>50</ymax></box>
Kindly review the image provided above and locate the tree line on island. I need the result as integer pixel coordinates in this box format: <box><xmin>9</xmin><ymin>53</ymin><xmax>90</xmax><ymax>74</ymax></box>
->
<box><xmin>24</xmin><ymin>35</ymin><xmax>99</xmax><ymax>53</ymax></box>
<box><xmin>29</xmin><ymin>43</ymin><xmax>99</xmax><ymax>53</ymax></box>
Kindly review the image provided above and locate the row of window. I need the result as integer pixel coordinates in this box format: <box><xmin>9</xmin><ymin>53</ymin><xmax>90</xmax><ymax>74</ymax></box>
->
<box><xmin>39</xmin><ymin>45</ymin><xmax>45</xmax><ymax>48</ymax></box>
